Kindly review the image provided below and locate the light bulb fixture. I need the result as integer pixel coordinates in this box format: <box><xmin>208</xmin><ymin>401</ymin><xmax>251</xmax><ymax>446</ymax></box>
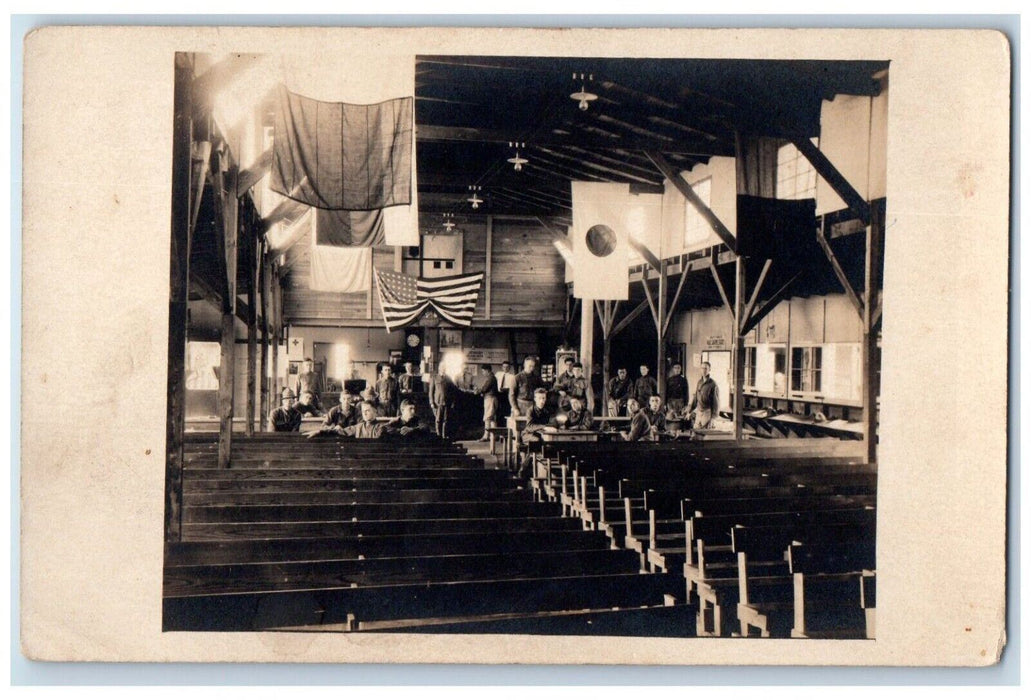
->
<box><xmin>466</xmin><ymin>185</ymin><xmax>483</xmax><ymax>210</ymax></box>
<box><xmin>507</xmin><ymin>142</ymin><xmax>528</xmax><ymax>172</ymax></box>
<box><xmin>442</xmin><ymin>212</ymin><xmax>457</xmax><ymax>232</ymax></box>
<box><xmin>570</xmin><ymin>73</ymin><xmax>598</xmax><ymax>112</ymax></box>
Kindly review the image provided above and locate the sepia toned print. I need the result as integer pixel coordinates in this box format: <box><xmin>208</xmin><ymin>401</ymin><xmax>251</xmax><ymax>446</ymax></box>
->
<box><xmin>20</xmin><ymin>26</ymin><xmax>1009</xmax><ymax>665</ymax></box>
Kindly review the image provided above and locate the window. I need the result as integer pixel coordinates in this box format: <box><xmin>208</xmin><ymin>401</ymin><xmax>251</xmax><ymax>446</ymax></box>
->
<box><xmin>684</xmin><ymin>176</ymin><xmax>713</xmax><ymax>249</ymax></box>
<box><xmin>433</xmin><ymin>260</ymin><xmax>442</xmax><ymax>269</ymax></box>
<box><xmin>790</xmin><ymin>346</ymin><xmax>823</xmax><ymax>394</ymax></box>
<box><xmin>776</xmin><ymin>140</ymin><xmax>818</xmax><ymax>200</ymax></box>
<box><xmin>445</xmin><ymin>260</ymin><xmax>454</xmax><ymax>269</ymax></box>
<box><xmin>743</xmin><ymin>347</ymin><xmax>757</xmax><ymax>388</ymax></box>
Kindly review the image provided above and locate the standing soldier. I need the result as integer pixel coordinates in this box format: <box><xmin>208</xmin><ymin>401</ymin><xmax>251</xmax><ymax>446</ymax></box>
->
<box><xmin>633</xmin><ymin>364</ymin><xmax>658</xmax><ymax>406</ymax></box>
<box><xmin>688</xmin><ymin>361</ymin><xmax>720</xmax><ymax>429</ymax></box>
<box><xmin>429</xmin><ymin>364</ymin><xmax>460</xmax><ymax>438</ymax></box>
<box><xmin>509</xmin><ymin>355</ymin><xmax>543</xmax><ymax>418</ymax></box>
<box><xmin>553</xmin><ymin>356</ymin><xmax>577</xmax><ymax>411</ymax></box>
<box><xmin>376</xmin><ymin>364</ymin><xmax>400</xmax><ymax>417</ymax></box>
<box><xmin>665</xmin><ymin>362</ymin><xmax>689</xmax><ymax>418</ymax></box>
<box><xmin>398</xmin><ymin>361</ymin><xmax>419</xmax><ymax>406</ymax></box>
<box><xmin>295</xmin><ymin>358</ymin><xmax>323</xmax><ymax>412</ymax></box>
<box><xmin>607</xmin><ymin>366</ymin><xmax>632</xmax><ymax>417</ymax></box>
<box><xmin>474</xmin><ymin>363</ymin><xmax>500</xmax><ymax>442</ymax></box>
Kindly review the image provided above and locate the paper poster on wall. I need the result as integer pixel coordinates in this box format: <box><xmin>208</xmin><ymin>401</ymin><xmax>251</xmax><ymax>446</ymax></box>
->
<box><xmin>286</xmin><ymin>335</ymin><xmax>305</xmax><ymax>361</ymax></box>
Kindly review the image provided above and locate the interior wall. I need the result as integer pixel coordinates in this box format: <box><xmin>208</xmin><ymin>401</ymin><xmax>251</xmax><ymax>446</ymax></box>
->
<box><xmin>672</xmin><ymin>291</ymin><xmax>863</xmax><ymax>408</ymax></box>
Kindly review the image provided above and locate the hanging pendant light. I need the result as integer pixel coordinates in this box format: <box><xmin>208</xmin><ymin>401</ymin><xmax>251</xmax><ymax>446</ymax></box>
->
<box><xmin>570</xmin><ymin>72</ymin><xmax>598</xmax><ymax>112</ymax></box>
<box><xmin>466</xmin><ymin>185</ymin><xmax>483</xmax><ymax>209</ymax></box>
<box><xmin>507</xmin><ymin>142</ymin><xmax>528</xmax><ymax>172</ymax></box>
<box><xmin>442</xmin><ymin>212</ymin><xmax>457</xmax><ymax>232</ymax></box>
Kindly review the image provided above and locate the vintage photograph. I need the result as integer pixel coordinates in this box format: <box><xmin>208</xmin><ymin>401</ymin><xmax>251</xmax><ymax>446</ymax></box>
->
<box><xmin>162</xmin><ymin>51</ymin><xmax>886</xmax><ymax>639</ymax></box>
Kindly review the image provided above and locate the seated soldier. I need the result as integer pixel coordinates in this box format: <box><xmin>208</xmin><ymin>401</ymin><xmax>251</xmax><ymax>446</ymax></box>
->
<box><xmin>322</xmin><ymin>391</ymin><xmax>360</xmax><ymax>430</ymax></box>
<box><xmin>383</xmin><ymin>399</ymin><xmax>430</xmax><ymax>439</ymax></box>
<box><xmin>338</xmin><ymin>401</ymin><xmax>386</xmax><ymax>439</ymax></box>
<box><xmin>619</xmin><ymin>397</ymin><xmax>651</xmax><ymax>442</ymax></box>
<box><xmin>518</xmin><ymin>388</ymin><xmax>553</xmax><ymax>479</ymax></box>
<box><xmin>359</xmin><ymin>385</ymin><xmax>381</xmax><ymax>416</ymax></box>
<box><xmin>294</xmin><ymin>389</ymin><xmax>322</xmax><ymax>417</ymax></box>
<box><xmin>269</xmin><ymin>388</ymin><xmax>303</xmax><ymax>432</ymax></box>
<box><xmin>556</xmin><ymin>394</ymin><xmax>593</xmax><ymax>431</ymax></box>
<box><xmin>645</xmin><ymin>394</ymin><xmax>668</xmax><ymax>440</ymax></box>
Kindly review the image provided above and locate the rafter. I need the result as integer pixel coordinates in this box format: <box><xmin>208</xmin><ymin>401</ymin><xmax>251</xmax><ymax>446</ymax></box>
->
<box><xmin>816</xmin><ymin>219</ymin><xmax>864</xmax><ymax>317</ymax></box>
<box><xmin>709</xmin><ymin>261</ymin><xmax>734</xmax><ymax>316</ymax></box>
<box><xmin>792</xmin><ymin>137</ymin><xmax>871</xmax><ymax>224</ymax></box>
<box><xmin>640</xmin><ymin>277</ymin><xmax>659</xmax><ymax>330</ymax></box>
<box><xmin>741</xmin><ymin>269</ymin><xmax>803</xmax><ymax>335</ymax></box>
<box><xmin>645</xmin><ymin>150</ymin><xmax>737</xmax><ymax>251</ymax></box>
<box><xmin>741</xmin><ymin>258</ymin><xmax>773</xmax><ymax>331</ymax></box>
<box><xmin>611</xmin><ymin>299</ymin><xmax>649</xmax><ymax>337</ymax></box>
<box><xmin>662</xmin><ymin>265</ymin><xmax>691</xmax><ymax>338</ymax></box>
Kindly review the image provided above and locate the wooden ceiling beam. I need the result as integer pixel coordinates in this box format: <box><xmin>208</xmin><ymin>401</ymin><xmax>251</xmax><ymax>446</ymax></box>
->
<box><xmin>792</xmin><ymin>137</ymin><xmax>872</xmax><ymax>224</ymax></box>
<box><xmin>238</xmin><ymin>147</ymin><xmax>272</xmax><ymax>195</ymax></box>
<box><xmin>645</xmin><ymin>150</ymin><xmax>737</xmax><ymax>251</ymax></box>
<box><xmin>417</xmin><ymin>123</ymin><xmax>731</xmax><ymax>156</ymax></box>
<box><xmin>532</xmin><ymin>146</ymin><xmax>662</xmax><ymax>184</ymax></box>
<box><xmin>549</xmin><ymin>144</ymin><xmax>667</xmax><ymax>180</ymax></box>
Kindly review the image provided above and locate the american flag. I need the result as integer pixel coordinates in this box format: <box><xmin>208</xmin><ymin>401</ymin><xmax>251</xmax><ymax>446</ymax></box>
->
<box><xmin>374</xmin><ymin>269</ymin><xmax>484</xmax><ymax>331</ymax></box>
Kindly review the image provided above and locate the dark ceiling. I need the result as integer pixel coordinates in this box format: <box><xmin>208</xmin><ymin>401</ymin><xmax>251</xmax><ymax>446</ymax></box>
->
<box><xmin>414</xmin><ymin>56</ymin><xmax>888</xmax><ymax>219</ymax></box>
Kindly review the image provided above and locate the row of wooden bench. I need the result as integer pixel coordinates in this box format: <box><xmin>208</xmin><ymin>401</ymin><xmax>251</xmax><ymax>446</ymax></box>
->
<box><xmin>164</xmin><ymin>433</ymin><xmax>689</xmax><ymax>634</ymax></box>
<box><xmin>528</xmin><ymin>439</ymin><xmax>877</xmax><ymax>638</ymax></box>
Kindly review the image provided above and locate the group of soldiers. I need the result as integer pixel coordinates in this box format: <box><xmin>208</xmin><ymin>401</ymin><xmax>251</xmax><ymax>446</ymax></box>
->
<box><xmin>511</xmin><ymin>359</ymin><xmax>720</xmax><ymax>478</ymax></box>
<box><xmin>267</xmin><ymin>358</ymin><xmax>429</xmax><ymax>439</ymax></box>
<box><xmin>266</xmin><ymin>355</ymin><xmax>721</xmax><ymax>448</ymax></box>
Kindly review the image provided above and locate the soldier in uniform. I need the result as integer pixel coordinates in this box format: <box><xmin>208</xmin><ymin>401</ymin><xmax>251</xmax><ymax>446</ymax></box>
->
<box><xmin>384</xmin><ymin>399</ymin><xmax>431</xmax><ymax>439</ymax></box>
<box><xmin>607</xmin><ymin>366</ymin><xmax>632</xmax><ymax>417</ymax></box>
<box><xmin>376</xmin><ymin>364</ymin><xmax>400</xmax><ymax>417</ymax></box>
<box><xmin>688</xmin><ymin>361</ymin><xmax>720</xmax><ymax>430</ymax></box>
<box><xmin>322</xmin><ymin>391</ymin><xmax>360</xmax><ymax>430</ymax></box>
<box><xmin>269</xmin><ymin>388</ymin><xmax>303</xmax><ymax>432</ymax></box>
<box><xmin>474</xmin><ymin>363</ymin><xmax>500</xmax><ymax>442</ymax></box>
<box><xmin>295</xmin><ymin>358</ymin><xmax>323</xmax><ymax>412</ymax></box>
<box><xmin>429</xmin><ymin>364</ymin><xmax>460</xmax><ymax>438</ymax></box>
<box><xmin>633</xmin><ymin>364</ymin><xmax>658</xmax><ymax>406</ymax></box>
<box><xmin>518</xmin><ymin>388</ymin><xmax>553</xmax><ymax>479</ymax></box>
<box><xmin>509</xmin><ymin>355</ymin><xmax>543</xmax><ymax>418</ymax></box>
<box><xmin>665</xmin><ymin>362</ymin><xmax>689</xmax><ymax>418</ymax></box>
<box><xmin>339</xmin><ymin>401</ymin><xmax>386</xmax><ymax>439</ymax></box>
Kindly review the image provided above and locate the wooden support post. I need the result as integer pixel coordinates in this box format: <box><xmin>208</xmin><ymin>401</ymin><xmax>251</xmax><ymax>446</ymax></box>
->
<box><xmin>601</xmin><ymin>301</ymin><xmax>612</xmax><ymax>416</ymax></box>
<box><xmin>271</xmin><ymin>326</ymin><xmax>280</xmax><ymax>409</ymax></box>
<box><xmin>862</xmin><ymin>201</ymin><xmax>884</xmax><ymax>463</ymax></box>
<box><xmin>732</xmin><ymin>256</ymin><xmax>746</xmax><ymax>439</ymax></box>
<box><xmin>485</xmin><ymin>215</ymin><xmax>493</xmax><ymax>320</ymax></box>
<box><xmin>656</xmin><ymin>259</ymin><xmax>668</xmax><ymax>397</ymax></box>
<box><xmin>246</xmin><ymin>226</ymin><xmax>257</xmax><ymax>436</ymax></box>
<box><xmin>259</xmin><ymin>252</ymin><xmax>269</xmax><ymax>431</ymax></box>
<box><xmin>217</xmin><ymin>311</ymin><xmax>236</xmax><ymax>469</ymax></box>
<box><xmin>580</xmin><ymin>295</ymin><xmax>594</xmax><ymax>406</ymax></box>
<box><xmin>164</xmin><ymin>53</ymin><xmax>192</xmax><ymax>543</ymax></box>
<box><xmin>217</xmin><ymin>165</ymin><xmax>239</xmax><ymax>470</ymax></box>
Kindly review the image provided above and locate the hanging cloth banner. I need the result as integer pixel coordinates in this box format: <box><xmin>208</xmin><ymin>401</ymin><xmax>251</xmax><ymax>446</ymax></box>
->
<box><xmin>375</xmin><ymin>269</ymin><xmax>484</xmax><ymax>331</ymax></box>
<box><xmin>310</xmin><ymin>222</ymin><xmax>372</xmax><ymax>293</ymax></box>
<box><xmin>271</xmin><ymin>85</ymin><xmax>413</xmax><ymax>211</ymax></box>
<box><xmin>315</xmin><ymin>207</ymin><xmax>385</xmax><ymax>247</ymax></box>
<box><xmin>570</xmin><ymin>181</ymin><xmax>631</xmax><ymax>300</ymax></box>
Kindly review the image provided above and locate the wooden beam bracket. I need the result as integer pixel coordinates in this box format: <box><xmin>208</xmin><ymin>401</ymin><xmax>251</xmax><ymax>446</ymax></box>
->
<box><xmin>792</xmin><ymin>137</ymin><xmax>871</xmax><ymax>224</ymax></box>
<box><xmin>644</xmin><ymin>150</ymin><xmax>737</xmax><ymax>251</ymax></box>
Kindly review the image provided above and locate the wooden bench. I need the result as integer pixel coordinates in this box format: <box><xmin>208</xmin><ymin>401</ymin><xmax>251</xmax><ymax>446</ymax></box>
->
<box><xmin>732</xmin><ymin>517</ymin><xmax>876</xmax><ymax>637</ymax></box>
